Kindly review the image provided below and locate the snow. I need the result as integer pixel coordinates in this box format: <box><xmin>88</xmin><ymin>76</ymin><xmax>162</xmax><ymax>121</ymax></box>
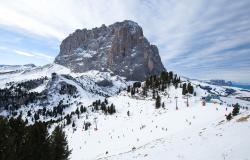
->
<box><xmin>0</xmin><ymin>63</ymin><xmax>250</xmax><ymax>160</ymax></box>
<box><xmin>0</xmin><ymin>63</ymin><xmax>70</xmax><ymax>88</ymax></box>
<box><xmin>0</xmin><ymin>64</ymin><xmax>35</xmax><ymax>73</ymax></box>
<box><xmin>74</xmin><ymin>48</ymin><xmax>97</xmax><ymax>58</ymax></box>
<box><xmin>131</xmin><ymin>49</ymin><xmax>137</xmax><ymax>57</ymax></box>
<box><xmin>65</xmin><ymin>85</ymin><xmax>250</xmax><ymax>160</ymax></box>
<box><xmin>101</xmin><ymin>112</ymin><xmax>250</xmax><ymax>160</ymax></box>
<box><xmin>29</xmin><ymin>82</ymin><xmax>47</xmax><ymax>93</ymax></box>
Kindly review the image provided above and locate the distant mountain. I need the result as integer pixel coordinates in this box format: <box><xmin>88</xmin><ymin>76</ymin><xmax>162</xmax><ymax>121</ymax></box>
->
<box><xmin>207</xmin><ymin>79</ymin><xmax>233</xmax><ymax>86</ymax></box>
<box><xmin>0</xmin><ymin>64</ymin><xmax>36</xmax><ymax>73</ymax></box>
<box><xmin>55</xmin><ymin>20</ymin><xmax>165</xmax><ymax>81</ymax></box>
<box><xmin>205</xmin><ymin>79</ymin><xmax>250</xmax><ymax>90</ymax></box>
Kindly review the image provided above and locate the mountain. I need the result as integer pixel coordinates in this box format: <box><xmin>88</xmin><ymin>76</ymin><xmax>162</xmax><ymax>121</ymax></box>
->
<box><xmin>55</xmin><ymin>20</ymin><xmax>165</xmax><ymax>81</ymax></box>
<box><xmin>1</xmin><ymin>21</ymin><xmax>250</xmax><ymax>160</ymax></box>
<box><xmin>0</xmin><ymin>64</ymin><xmax>36</xmax><ymax>73</ymax></box>
<box><xmin>1</xmin><ymin>63</ymin><xmax>250</xmax><ymax>160</ymax></box>
<box><xmin>207</xmin><ymin>79</ymin><xmax>233</xmax><ymax>86</ymax></box>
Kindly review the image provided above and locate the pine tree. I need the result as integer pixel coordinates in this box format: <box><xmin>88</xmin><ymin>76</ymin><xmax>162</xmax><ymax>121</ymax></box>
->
<box><xmin>83</xmin><ymin>107</ymin><xmax>87</xmax><ymax>113</ymax></box>
<box><xmin>101</xmin><ymin>102</ymin><xmax>107</xmax><ymax>112</ymax></box>
<box><xmin>34</xmin><ymin>112</ymin><xmax>39</xmax><ymax>121</ymax></box>
<box><xmin>152</xmin><ymin>89</ymin><xmax>156</xmax><ymax>99</ymax></box>
<box><xmin>131</xmin><ymin>87</ymin><xmax>135</xmax><ymax>96</ymax></box>
<box><xmin>0</xmin><ymin>116</ymin><xmax>10</xmax><ymax>160</ymax></box>
<box><xmin>160</xmin><ymin>71</ymin><xmax>168</xmax><ymax>82</ymax></box>
<box><xmin>127</xmin><ymin>86</ymin><xmax>131</xmax><ymax>93</ymax></box>
<box><xmin>232</xmin><ymin>103</ymin><xmax>240</xmax><ymax>116</ymax></box>
<box><xmin>169</xmin><ymin>71</ymin><xmax>173</xmax><ymax>81</ymax></box>
<box><xmin>75</xmin><ymin>107</ymin><xmax>80</xmax><ymax>119</ymax></box>
<box><xmin>226</xmin><ymin>113</ymin><xmax>232</xmax><ymax>121</ymax></box>
<box><xmin>104</xmin><ymin>98</ymin><xmax>108</xmax><ymax>104</ymax></box>
<box><xmin>108</xmin><ymin>104</ymin><xmax>116</xmax><ymax>115</ymax></box>
<box><xmin>155</xmin><ymin>95</ymin><xmax>161</xmax><ymax>109</ymax></box>
<box><xmin>65</xmin><ymin>115</ymin><xmax>71</xmax><ymax>125</ymax></box>
<box><xmin>50</xmin><ymin>126</ymin><xmax>71</xmax><ymax>160</ymax></box>
<box><xmin>187</xmin><ymin>83</ymin><xmax>194</xmax><ymax>94</ymax></box>
<box><xmin>80</xmin><ymin>105</ymin><xmax>84</xmax><ymax>113</ymax></box>
<box><xmin>27</xmin><ymin>110</ymin><xmax>31</xmax><ymax>117</ymax></box>
<box><xmin>26</xmin><ymin>121</ymin><xmax>51</xmax><ymax>160</ymax></box>
<box><xmin>182</xmin><ymin>83</ymin><xmax>187</xmax><ymax>95</ymax></box>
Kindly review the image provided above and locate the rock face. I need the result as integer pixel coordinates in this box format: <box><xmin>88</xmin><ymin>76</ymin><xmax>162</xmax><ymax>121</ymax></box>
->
<box><xmin>55</xmin><ymin>20</ymin><xmax>165</xmax><ymax>81</ymax></box>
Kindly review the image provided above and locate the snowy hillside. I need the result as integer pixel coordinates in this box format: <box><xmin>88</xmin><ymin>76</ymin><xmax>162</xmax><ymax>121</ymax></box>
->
<box><xmin>65</xmin><ymin>85</ymin><xmax>250</xmax><ymax>160</ymax></box>
<box><xmin>0</xmin><ymin>64</ymin><xmax>250</xmax><ymax>160</ymax></box>
<box><xmin>99</xmin><ymin>109</ymin><xmax>250</xmax><ymax>160</ymax></box>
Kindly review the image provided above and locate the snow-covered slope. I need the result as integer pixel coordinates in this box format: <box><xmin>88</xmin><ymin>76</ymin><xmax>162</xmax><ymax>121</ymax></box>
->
<box><xmin>64</xmin><ymin>85</ymin><xmax>250</xmax><ymax>160</ymax></box>
<box><xmin>0</xmin><ymin>63</ymin><xmax>250</xmax><ymax>160</ymax></box>
<box><xmin>100</xmin><ymin>110</ymin><xmax>250</xmax><ymax>160</ymax></box>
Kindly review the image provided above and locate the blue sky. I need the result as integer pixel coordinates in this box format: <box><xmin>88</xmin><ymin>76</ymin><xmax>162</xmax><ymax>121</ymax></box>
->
<box><xmin>0</xmin><ymin>0</ymin><xmax>250</xmax><ymax>82</ymax></box>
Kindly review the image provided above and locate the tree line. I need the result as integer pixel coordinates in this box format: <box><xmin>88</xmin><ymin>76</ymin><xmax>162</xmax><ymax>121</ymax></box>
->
<box><xmin>0</xmin><ymin>116</ymin><xmax>71</xmax><ymax>160</ymax></box>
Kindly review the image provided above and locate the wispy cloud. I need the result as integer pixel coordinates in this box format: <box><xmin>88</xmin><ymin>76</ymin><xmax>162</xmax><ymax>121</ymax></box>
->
<box><xmin>0</xmin><ymin>0</ymin><xmax>250</xmax><ymax>82</ymax></box>
<box><xmin>14</xmin><ymin>50</ymin><xmax>34</xmax><ymax>57</ymax></box>
<box><xmin>13</xmin><ymin>49</ymin><xmax>53</xmax><ymax>61</ymax></box>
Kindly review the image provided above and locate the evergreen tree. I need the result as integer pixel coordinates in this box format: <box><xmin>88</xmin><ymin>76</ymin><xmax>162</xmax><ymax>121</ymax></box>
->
<box><xmin>65</xmin><ymin>115</ymin><xmax>71</xmax><ymax>125</ymax></box>
<box><xmin>145</xmin><ymin>79</ymin><xmax>151</xmax><ymax>88</ymax></box>
<box><xmin>72</xmin><ymin>121</ymin><xmax>75</xmax><ymax>128</ymax></box>
<box><xmin>127</xmin><ymin>86</ymin><xmax>131</xmax><ymax>93</ymax></box>
<box><xmin>27</xmin><ymin>110</ymin><xmax>31</xmax><ymax>117</ymax></box>
<box><xmin>75</xmin><ymin>107</ymin><xmax>80</xmax><ymax>118</ymax></box>
<box><xmin>152</xmin><ymin>89</ymin><xmax>156</xmax><ymax>99</ymax></box>
<box><xmin>131</xmin><ymin>87</ymin><xmax>135</xmax><ymax>96</ymax></box>
<box><xmin>108</xmin><ymin>104</ymin><xmax>116</xmax><ymax>115</ymax></box>
<box><xmin>187</xmin><ymin>83</ymin><xmax>194</xmax><ymax>94</ymax></box>
<box><xmin>0</xmin><ymin>116</ymin><xmax>10</xmax><ymax>160</ymax></box>
<box><xmin>50</xmin><ymin>126</ymin><xmax>71</xmax><ymax>160</ymax></box>
<box><xmin>101</xmin><ymin>102</ymin><xmax>107</xmax><ymax>112</ymax></box>
<box><xmin>133</xmin><ymin>82</ymin><xmax>141</xmax><ymax>88</ymax></box>
<box><xmin>83</xmin><ymin>107</ymin><xmax>87</xmax><ymax>113</ymax></box>
<box><xmin>160</xmin><ymin>71</ymin><xmax>168</xmax><ymax>82</ymax></box>
<box><xmin>104</xmin><ymin>98</ymin><xmax>108</xmax><ymax>104</ymax></box>
<box><xmin>226</xmin><ymin>113</ymin><xmax>232</xmax><ymax>121</ymax></box>
<box><xmin>80</xmin><ymin>105</ymin><xmax>84</xmax><ymax>113</ymax></box>
<box><xmin>34</xmin><ymin>112</ymin><xmax>40</xmax><ymax>121</ymax></box>
<box><xmin>232</xmin><ymin>103</ymin><xmax>240</xmax><ymax>116</ymax></box>
<box><xmin>155</xmin><ymin>95</ymin><xmax>161</xmax><ymax>109</ymax></box>
<box><xmin>26</xmin><ymin>122</ymin><xmax>51</xmax><ymax>160</ymax></box>
<box><xmin>182</xmin><ymin>83</ymin><xmax>188</xmax><ymax>95</ymax></box>
<box><xmin>0</xmin><ymin>116</ymin><xmax>72</xmax><ymax>160</ymax></box>
<box><xmin>169</xmin><ymin>71</ymin><xmax>173</xmax><ymax>81</ymax></box>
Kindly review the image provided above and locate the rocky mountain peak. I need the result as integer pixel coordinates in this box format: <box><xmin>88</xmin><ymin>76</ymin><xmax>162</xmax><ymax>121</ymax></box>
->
<box><xmin>54</xmin><ymin>20</ymin><xmax>165</xmax><ymax>81</ymax></box>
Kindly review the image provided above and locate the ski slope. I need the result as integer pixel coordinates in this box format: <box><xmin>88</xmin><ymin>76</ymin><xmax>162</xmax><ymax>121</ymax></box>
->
<box><xmin>0</xmin><ymin>64</ymin><xmax>250</xmax><ymax>160</ymax></box>
<box><xmin>64</xmin><ymin>85</ymin><xmax>250</xmax><ymax>160</ymax></box>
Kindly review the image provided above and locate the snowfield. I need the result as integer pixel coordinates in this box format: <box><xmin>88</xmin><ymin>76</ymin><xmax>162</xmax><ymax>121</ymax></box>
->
<box><xmin>65</xmin><ymin>86</ymin><xmax>250</xmax><ymax>160</ymax></box>
<box><xmin>0</xmin><ymin>64</ymin><xmax>250</xmax><ymax>160</ymax></box>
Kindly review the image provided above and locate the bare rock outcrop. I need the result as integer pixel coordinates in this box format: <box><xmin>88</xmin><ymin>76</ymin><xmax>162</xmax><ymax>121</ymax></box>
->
<box><xmin>55</xmin><ymin>20</ymin><xmax>165</xmax><ymax>81</ymax></box>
